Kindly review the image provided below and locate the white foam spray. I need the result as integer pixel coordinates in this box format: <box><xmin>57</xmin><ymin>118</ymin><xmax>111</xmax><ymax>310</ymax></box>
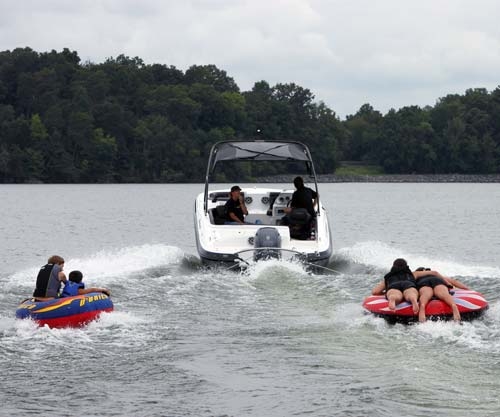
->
<box><xmin>5</xmin><ymin>244</ymin><xmax>185</xmax><ymax>290</ymax></box>
<box><xmin>337</xmin><ymin>241</ymin><xmax>500</xmax><ymax>278</ymax></box>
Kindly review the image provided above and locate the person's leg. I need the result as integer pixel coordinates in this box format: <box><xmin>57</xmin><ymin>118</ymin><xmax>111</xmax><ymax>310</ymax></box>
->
<box><xmin>434</xmin><ymin>284</ymin><xmax>461</xmax><ymax>321</ymax></box>
<box><xmin>386</xmin><ymin>289</ymin><xmax>403</xmax><ymax>310</ymax></box>
<box><xmin>403</xmin><ymin>287</ymin><xmax>420</xmax><ymax>314</ymax></box>
<box><xmin>417</xmin><ymin>287</ymin><xmax>434</xmax><ymax>322</ymax></box>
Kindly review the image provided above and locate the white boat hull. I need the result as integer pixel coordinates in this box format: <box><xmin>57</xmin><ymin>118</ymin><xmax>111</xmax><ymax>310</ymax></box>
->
<box><xmin>194</xmin><ymin>187</ymin><xmax>332</xmax><ymax>269</ymax></box>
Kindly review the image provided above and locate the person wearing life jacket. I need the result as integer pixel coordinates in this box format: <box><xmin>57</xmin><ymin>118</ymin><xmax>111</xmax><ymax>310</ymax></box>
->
<box><xmin>61</xmin><ymin>270</ymin><xmax>110</xmax><ymax>297</ymax></box>
<box><xmin>413</xmin><ymin>267</ymin><xmax>469</xmax><ymax>323</ymax></box>
<box><xmin>371</xmin><ymin>258</ymin><xmax>419</xmax><ymax>313</ymax></box>
<box><xmin>32</xmin><ymin>255</ymin><xmax>67</xmax><ymax>301</ymax></box>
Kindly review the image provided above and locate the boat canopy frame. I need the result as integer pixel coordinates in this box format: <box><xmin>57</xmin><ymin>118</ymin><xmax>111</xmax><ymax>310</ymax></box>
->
<box><xmin>203</xmin><ymin>140</ymin><xmax>321</xmax><ymax>214</ymax></box>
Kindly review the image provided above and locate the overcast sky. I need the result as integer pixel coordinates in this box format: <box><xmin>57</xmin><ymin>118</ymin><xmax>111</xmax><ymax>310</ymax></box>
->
<box><xmin>1</xmin><ymin>0</ymin><xmax>500</xmax><ymax>118</ymax></box>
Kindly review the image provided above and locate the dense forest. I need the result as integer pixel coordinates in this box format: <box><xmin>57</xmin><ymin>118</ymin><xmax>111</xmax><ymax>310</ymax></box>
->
<box><xmin>0</xmin><ymin>47</ymin><xmax>499</xmax><ymax>183</ymax></box>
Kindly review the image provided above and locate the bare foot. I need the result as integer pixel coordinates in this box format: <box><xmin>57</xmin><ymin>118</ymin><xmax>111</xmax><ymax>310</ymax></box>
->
<box><xmin>388</xmin><ymin>299</ymin><xmax>396</xmax><ymax>310</ymax></box>
<box><xmin>452</xmin><ymin>305</ymin><xmax>461</xmax><ymax>322</ymax></box>
<box><xmin>418</xmin><ymin>307</ymin><xmax>427</xmax><ymax>322</ymax></box>
<box><xmin>411</xmin><ymin>300</ymin><xmax>419</xmax><ymax>314</ymax></box>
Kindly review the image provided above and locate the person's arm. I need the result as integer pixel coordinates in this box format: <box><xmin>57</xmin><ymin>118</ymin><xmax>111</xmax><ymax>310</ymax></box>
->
<box><xmin>312</xmin><ymin>198</ymin><xmax>317</xmax><ymax>213</ymax></box>
<box><xmin>413</xmin><ymin>270</ymin><xmax>446</xmax><ymax>280</ymax></box>
<box><xmin>58</xmin><ymin>270</ymin><xmax>67</xmax><ymax>283</ymax></box>
<box><xmin>372</xmin><ymin>280</ymin><xmax>386</xmax><ymax>295</ymax></box>
<box><xmin>414</xmin><ymin>270</ymin><xmax>469</xmax><ymax>289</ymax></box>
<box><xmin>291</xmin><ymin>191</ymin><xmax>297</xmax><ymax>208</ymax></box>
<box><xmin>228</xmin><ymin>212</ymin><xmax>244</xmax><ymax>224</ymax></box>
<box><xmin>443</xmin><ymin>277</ymin><xmax>469</xmax><ymax>290</ymax></box>
<box><xmin>311</xmin><ymin>189</ymin><xmax>318</xmax><ymax>209</ymax></box>
<box><xmin>78</xmin><ymin>287</ymin><xmax>111</xmax><ymax>296</ymax></box>
<box><xmin>239</xmin><ymin>196</ymin><xmax>248</xmax><ymax>215</ymax></box>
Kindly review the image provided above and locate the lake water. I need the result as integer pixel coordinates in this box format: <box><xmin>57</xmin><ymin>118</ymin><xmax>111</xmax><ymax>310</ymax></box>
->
<box><xmin>1</xmin><ymin>183</ymin><xmax>500</xmax><ymax>417</ymax></box>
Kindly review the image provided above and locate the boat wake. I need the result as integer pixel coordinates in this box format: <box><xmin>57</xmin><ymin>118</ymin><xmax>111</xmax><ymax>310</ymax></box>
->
<box><xmin>4</xmin><ymin>244</ymin><xmax>187</xmax><ymax>292</ymax></box>
<box><xmin>327</xmin><ymin>241</ymin><xmax>500</xmax><ymax>352</ymax></box>
<box><xmin>333</xmin><ymin>240</ymin><xmax>500</xmax><ymax>280</ymax></box>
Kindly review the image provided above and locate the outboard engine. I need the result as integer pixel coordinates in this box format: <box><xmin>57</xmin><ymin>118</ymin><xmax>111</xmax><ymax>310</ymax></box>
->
<box><xmin>253</xmin><ymin>227</ymin><xmax>281</xmax><ymax>261</ymax></box>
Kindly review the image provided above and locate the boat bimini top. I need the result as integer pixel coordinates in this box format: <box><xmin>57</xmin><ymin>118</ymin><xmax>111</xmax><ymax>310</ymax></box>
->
<box><xmin>203</xmin><ymin>141</ymin><xmax>320</xmax><ymax>213</ymax></box>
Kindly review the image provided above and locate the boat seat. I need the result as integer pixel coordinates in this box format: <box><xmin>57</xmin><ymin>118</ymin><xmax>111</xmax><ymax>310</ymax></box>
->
<box><xmin>209</xmin><ymin>191</ymin><xmax>230</xmax><ymax>202</ymax></box>
<box><xmin>211</xmin><ymin>205</ymin><xmax>227</xmax><ymax>225</ymax></box>
<box><xmin>285</xmin><ymin>208</ymin><xmax>312</xmax><ymax>240</ymax></box>
<box><xmin>209</xmin><ymin>191</ymin><xmax>245</xmax><ymax>203</ymax></box>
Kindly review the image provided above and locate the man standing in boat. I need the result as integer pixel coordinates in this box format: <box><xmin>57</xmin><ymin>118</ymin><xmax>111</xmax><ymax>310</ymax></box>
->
<box><xmin>285</xmin><ymin>176</ymin><xmax>318</xmax><ymax>219</ymax></box>
<box><xmin>225</xmin><ymin>185</ymin><xmax>248</xmax><ymax>224</ymax></box>
<box><xmin>33</xmin><ymin>255</ymin><xmax>67</xmax><ymax>301</ymax></box>
<box><xmin>280</xmin><ymin>176</ymin><xmax>318</xmax><ymax>239</ymax></box>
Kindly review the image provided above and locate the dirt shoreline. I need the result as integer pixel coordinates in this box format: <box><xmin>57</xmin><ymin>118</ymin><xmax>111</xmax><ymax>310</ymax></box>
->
<box><xmin>319</xmin><ymin>174</ymin><xmax>500</xmax><ymax>183</ymax></box>
<box><xmin>257</xmin><ymin>174</ymin><xmax>500</xmax><ymax>183</ymax></box>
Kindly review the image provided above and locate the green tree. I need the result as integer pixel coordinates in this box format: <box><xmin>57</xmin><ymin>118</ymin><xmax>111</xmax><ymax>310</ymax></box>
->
<box><xmin>81</xmin><ymin>128</ymin><xmax>118</xmax><ymax>181</ymax></box>
<box><xmin>185</xmin><ymin>64</ymin><xmax>239</xmax><ymax>92</ymax></box>
<box><xmin>344</xmin><ymin>104</ymin><xmax>383</xmax><ymax>161</ymax></box>
<box><xmin>144</xmin><ymin>84</ymin><xmax>201</xmax><ymax>128</ymax></box>
<box><xmin>30</xmin><ymin>113</ymin><xmax>48</xmax><ymax>142</ymax></box>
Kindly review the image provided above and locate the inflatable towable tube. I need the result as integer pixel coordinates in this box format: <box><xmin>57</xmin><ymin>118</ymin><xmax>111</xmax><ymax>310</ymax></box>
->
<box><xmin>362</xmin><ymin>289</ymin><xmax>488</xmax><ymax>324</ymax></box>
<box><xmin>16</xmin><ymin>292</ymin><xmax>113</xmax><ymax>328</ymax></box>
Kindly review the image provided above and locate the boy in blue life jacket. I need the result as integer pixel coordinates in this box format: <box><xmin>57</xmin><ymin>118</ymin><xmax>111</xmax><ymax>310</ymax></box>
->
<box><xmin>62</xmin><ymin>270</ymin><xmax>110</xmax><ymax>297</ymax></box>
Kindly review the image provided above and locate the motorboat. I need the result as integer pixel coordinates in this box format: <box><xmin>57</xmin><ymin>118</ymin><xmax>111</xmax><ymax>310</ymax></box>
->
<box><xmin>194</xmin><ymin>140</ymin><xmax>333</xmax><ymax>270</ymax></box>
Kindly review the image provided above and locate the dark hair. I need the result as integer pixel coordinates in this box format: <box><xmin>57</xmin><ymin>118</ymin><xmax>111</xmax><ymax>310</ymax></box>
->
<box><xmin>391</xmin><ymin>258</ymin><xmax>410</xmax><ymax>272</ymax></box>
<box><xmin>415</xmin><ymin>267</ymin><xmax>431</xmax><ymax>271</ymax></box>
<box><xmin>68</xmin><ymin>270</ymin><xmax>83</xmax><ymax>283</ymax></box>
<box><xmin>293</xmin><ymin>176</ymin><xmax>304</xmax><ymax>189</ymax></box>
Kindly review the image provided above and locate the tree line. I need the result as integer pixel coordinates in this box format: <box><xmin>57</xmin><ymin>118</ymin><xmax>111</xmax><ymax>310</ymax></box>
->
<box><xmin>0</xmin><ymin>47</ymin><xmax>499</xmax><ymax>183</ymax></box>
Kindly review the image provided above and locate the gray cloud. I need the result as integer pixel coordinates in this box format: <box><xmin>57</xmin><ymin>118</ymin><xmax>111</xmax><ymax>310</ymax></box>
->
<box><xmin>1</xmin><ymin>0</ymin><xmax>500</xmax><ymax>117</ymax></box>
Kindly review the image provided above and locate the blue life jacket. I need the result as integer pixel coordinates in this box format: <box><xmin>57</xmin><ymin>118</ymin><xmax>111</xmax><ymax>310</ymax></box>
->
<box><xmin>61</xmin><ymin>281</ymin><xmax>85</xmax><ymax>297</ymax></box>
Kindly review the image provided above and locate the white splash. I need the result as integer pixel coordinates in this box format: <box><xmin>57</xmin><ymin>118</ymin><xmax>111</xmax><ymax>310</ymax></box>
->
<box><xmin>337</xmin><ymin>241</ymin><xmax>500</xmax><ymax>278</ymax></box>
<box><xmin>5</xmin><ymin>244</ymin><xmax>185</xmax><ymax>290</ymax></box>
